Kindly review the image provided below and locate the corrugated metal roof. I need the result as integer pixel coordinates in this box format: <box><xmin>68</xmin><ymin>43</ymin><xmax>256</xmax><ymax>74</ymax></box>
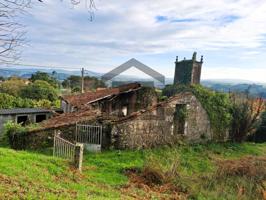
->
<box><xmin>0</xmin><ymin>108</ymin><xmax>51</xmax><ymax>115</ymax></box>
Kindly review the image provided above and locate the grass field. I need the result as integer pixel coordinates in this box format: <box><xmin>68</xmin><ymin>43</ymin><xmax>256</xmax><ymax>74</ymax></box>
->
<box><xmin>0</xmin><ymin>142</ymin><xmax>265</xmax><ymax>199</ymax></box>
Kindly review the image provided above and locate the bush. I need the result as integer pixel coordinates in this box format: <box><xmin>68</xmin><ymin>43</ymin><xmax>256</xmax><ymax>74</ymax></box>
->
<box><xmin>230</xmin><ymin>94</ymin><xmax>265</xmax><ymax>142</ymax></box>
<box><xmin>3</xmin><ymin>121</ymin><xmax>27</xmax><ymax>149</ymax></box>
<box><xmin>251</xmin><ymin>111</ymin><xmax>266</xmax><ymax>142</ymax></box>
<box><xmin>3</xmin><ymin>121</ymin><xmax>40</xmax><ymax>150</ymax></box>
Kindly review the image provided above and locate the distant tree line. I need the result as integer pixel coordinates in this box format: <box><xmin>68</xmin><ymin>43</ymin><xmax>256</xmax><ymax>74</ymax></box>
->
<box><xmin>62</xmin><ymin>75</ymin><xmax>106</xmax><ymax>93</ymax></box>
<box><xmin>0</xmin><ymin>71</ymin><xmax>106</xmax><ymax>109</ymax></box>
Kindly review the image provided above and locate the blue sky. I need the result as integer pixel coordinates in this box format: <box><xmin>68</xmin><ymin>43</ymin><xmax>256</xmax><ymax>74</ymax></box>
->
<box><xmin>13</xmin><ymin>0</ymin><xmax>266</xmax><ymax>82</ymax></box>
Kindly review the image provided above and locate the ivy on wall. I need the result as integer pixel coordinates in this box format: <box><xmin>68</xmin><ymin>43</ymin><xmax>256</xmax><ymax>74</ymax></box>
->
<box><xmin>136</xmin><ymin>87</ymin><xmax>158</xmax><ymax>110</ymax></box>
<box><xmin>162</xmin><ymin>84</ymin><xmax>232</xmax><ymax>140</ymax></box>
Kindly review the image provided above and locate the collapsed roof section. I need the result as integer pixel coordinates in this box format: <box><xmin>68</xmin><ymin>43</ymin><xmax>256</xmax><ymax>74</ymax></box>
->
<box><xmin>61</xmin><ymin>83</ymin><xmax>142</xmax><ymax>109</ymax></box>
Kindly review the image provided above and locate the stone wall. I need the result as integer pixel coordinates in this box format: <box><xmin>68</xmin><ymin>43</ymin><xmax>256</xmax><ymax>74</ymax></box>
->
<box><xmin>111</xmin><ymin>93</ymin><xmax>212</xmax><ymax>149</ymax></box>
<box><xmin>23</xmin><ymin>120</ymin><xmax>113</xmax><ymax>150</ymax></box>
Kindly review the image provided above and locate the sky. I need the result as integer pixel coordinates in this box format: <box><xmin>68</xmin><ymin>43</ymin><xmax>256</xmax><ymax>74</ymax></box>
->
<box><xmin>12</xmin><ymin>0</ymin><xmax>266</xmax><ymax>82</ymax></box>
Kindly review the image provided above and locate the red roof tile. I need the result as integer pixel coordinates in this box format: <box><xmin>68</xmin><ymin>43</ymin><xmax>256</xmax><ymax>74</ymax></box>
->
<box><xmin>62</xmin><ymin>83</ymin><xmax>141</xmax><ymax>108</ymax></box>
<box><xmin>34</xmin><ymin>108</ymin><xmax>101</xmax><ymax>131</ymax></box>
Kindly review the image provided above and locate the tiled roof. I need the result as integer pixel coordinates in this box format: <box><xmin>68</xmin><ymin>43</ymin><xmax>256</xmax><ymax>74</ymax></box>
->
<box><xmin>34</xmin><ymin>108</ymin><xmax>102</xmax><ymax>131</ymax></box>
<box><xmin>62</xmin><ymin>83</ymin><xmax>141</xmax><ymax>108</ymax></box>
<box><xmin>0</xmin><ymin>108</ymin><xmax>51</xmax><ymax>115</ymax></box>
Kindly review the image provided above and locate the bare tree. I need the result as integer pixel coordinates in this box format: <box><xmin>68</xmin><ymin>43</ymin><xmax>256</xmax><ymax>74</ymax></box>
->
<box><xmin>0</xmin><ymin>0</ymin><xmax>95</xmax><ymax>64</ymax></box>
<box><xmin>0</xmin><ymin>0</ymin><xmax>31</xmax><ymax>64</ymax></box>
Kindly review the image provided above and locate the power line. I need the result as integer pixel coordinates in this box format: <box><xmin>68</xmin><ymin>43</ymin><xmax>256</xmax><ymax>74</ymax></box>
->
<box><xmin>0</xmin><ymin>63</ymin><xmax>84</xmax><ymax>70</ymax></box>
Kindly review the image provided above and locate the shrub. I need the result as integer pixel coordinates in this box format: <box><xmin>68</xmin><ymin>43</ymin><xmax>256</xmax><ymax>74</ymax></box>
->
<box><xmin>3</xmin><ymin>121</ymin><xmax>40</xmax><ymax>150</ymax></box>
<box><xmin>3</xmin><ymin>121</ymin><xmax>27</xmax><ymax>149</ymax></box>
<box><xmin>251</xmin><ymin>111</ymin><xmax>266</xmax><ymax>142</ymax></box>
<box><xmin>229</xmin><ymin>93</ymin><xmax>265</xmax><ymax>142</ymax></box>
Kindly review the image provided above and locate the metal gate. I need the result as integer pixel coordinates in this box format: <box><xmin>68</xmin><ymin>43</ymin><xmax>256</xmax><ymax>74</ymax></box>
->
<box><xmin>75</xmin><ymin>123</ymin><xmax>102</xmax><ymax>152</ymax></box>
<box><xmin>53</xmin><ymin>132</ymin><xmax>75</xmax><ymax>161</ymax></box>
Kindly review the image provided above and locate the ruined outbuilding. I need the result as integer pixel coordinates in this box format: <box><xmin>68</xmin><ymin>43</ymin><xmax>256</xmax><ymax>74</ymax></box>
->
<box><xmin>60</xmin><ymin>83</ymin><xmax>158</xmax><ymax>117</ymax></box>
<box><xmin>25</xmin><ymin>91</ymin><xmax>214</xmax><ymax>150</ymax></box>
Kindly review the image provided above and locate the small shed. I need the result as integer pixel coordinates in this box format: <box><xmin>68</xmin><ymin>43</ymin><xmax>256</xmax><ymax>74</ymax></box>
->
<box><xmin>0</xmin><ymin>108</ymin><xmax>53</xmax><ymax>136</ymax></box>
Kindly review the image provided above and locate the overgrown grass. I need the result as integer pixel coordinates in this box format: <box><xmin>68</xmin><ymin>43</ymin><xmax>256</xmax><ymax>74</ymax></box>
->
<box><xmin>0</xmin><ymin>142</ymin><xmax>265</xmax><ymax>199</ymax></box>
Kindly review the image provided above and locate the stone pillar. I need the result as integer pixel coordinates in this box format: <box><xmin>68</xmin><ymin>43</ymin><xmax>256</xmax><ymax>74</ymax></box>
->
<box><xmin>74</xmin><ymin>143</ymin><xmax>84</xmax><ymax>172</ymax></box>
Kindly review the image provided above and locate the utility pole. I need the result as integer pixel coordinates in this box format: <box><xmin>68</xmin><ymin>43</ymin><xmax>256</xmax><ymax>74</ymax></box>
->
<box><xmin>81</xmin><ymin>67</ymin><xmax>85</xmax><ymax>93</ymax></box>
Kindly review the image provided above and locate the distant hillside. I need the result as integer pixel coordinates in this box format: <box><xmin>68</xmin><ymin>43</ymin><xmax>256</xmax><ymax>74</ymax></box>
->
<box><xmin>1</xmin><ymin>68</ymin><xmax>265</xmax><ymax>97</ymax></box>
<box><xmin>0</xmin><ymin>68</ymin><xmax>100</xmax><ymax>81</ymax></box>
<box><xmin>201</xmin><ymin>80</ymin><xmax>266</xmax><ymax>98</ymax></box>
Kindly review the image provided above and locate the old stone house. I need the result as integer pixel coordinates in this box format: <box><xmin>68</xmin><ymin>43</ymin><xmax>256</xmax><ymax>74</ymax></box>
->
<box><xmin>111</xmin><ymin>92</ymin><xmax>212</xmax><ymax>149</ymax></box>
<box><xmin>24</xmin><ymin>91</ymin><xmax>214</xmax><ymax>150</ymax></box>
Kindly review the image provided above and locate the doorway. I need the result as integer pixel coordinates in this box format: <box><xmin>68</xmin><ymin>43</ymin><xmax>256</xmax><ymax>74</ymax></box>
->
<box><xmin>173</xmin><ymin>104</ymin><xmax>187</xmax><ymax>135</ymax></box>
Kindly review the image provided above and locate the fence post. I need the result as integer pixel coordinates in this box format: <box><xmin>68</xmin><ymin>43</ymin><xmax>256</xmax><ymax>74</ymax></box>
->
<box><xmin>74</xmin><ymin>143</ymin><xmax>84</xmax><ymax>172</ymax></box>
<box><xmin>53</xmin><ymin>130</ymin><xmax>58</xmax><ymax>157</ymax></box>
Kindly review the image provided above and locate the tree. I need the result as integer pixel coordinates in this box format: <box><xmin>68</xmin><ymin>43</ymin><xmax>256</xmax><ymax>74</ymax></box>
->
<box><xmin>30</xmin><ymin>71</ymin><xmax>59</xmax><ymax>88</ymax></box>
<box><xmin>0</xmin><ymin>78</ymin><xmax>27</xmax><ymax>97</ymax></box>
<box><xmin>0</xmin><ymin>0</ymin><xmax>30</xmax><ymax>64</ymax></box>
<box><xmin>20</xmin><ymin>80</ymin><xmax>58</xmax><ymax>101</ymax></box>
<box><xmin>62</xmin><ymin>75</ymin><xmax>106</xmax><ymax>92</ymax></box>
<box><xmin>0</xmin><ymin>93</ymin><xmax>34</xmax><ymax>109</ymax></box>
<box><xmin>0</xmin><ymin>0</ymin><xmax>96</xmax><ymax>64</ymax></box>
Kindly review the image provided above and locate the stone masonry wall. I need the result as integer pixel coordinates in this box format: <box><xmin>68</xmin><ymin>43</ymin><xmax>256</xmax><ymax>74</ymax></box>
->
<box><xmin>111</xmin><ymin>93</ymin><xmax>212</xmax><ymax>149</ymax></box>
<box><xmin>24</xmin><ymin>120</ymin><xmax>112</xmax><ymax>150</ymax></box>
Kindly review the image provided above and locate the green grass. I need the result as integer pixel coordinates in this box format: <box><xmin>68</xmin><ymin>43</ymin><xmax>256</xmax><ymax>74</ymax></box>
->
<box><xmin>0</xmin><ymin>142</ymin><xmax>265</xmax><ymax>199</ymax></box>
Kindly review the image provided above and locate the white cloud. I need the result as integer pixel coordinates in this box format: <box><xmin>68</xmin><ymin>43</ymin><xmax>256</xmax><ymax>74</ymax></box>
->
<box><xmin>11</xmin><ymin>0</ymin><xmax>266</xmax><ymax>82</ymax></box>
<box><xmin>202</xmin><ymin>67</ymin><xmax>266</xmax><ymax>83</ymax></box>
